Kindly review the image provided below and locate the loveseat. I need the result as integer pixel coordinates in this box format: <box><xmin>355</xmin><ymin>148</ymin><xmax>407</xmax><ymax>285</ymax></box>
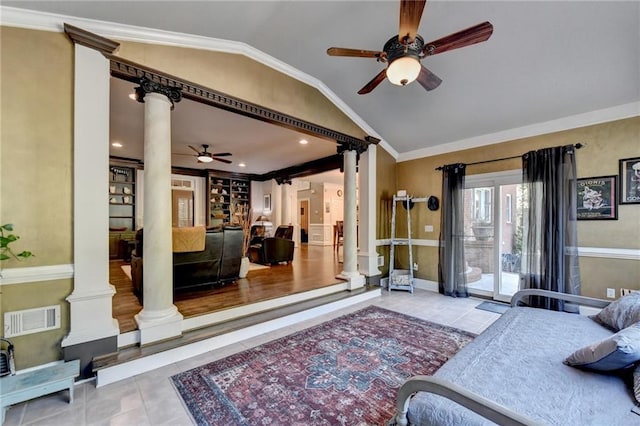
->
<box><xmin>131</xmin><ymin>226</ymin><xmax>243</xmax><ymax>299</ymax></box>
<box><xmin>390</xmin><ymin>289</ymin><xmax>640</xmax><ymax>425</ymax></box>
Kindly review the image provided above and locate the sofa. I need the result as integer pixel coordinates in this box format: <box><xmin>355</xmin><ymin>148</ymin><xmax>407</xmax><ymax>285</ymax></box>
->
<box><xmin>390</xmin><ymin>289</ymin><xmax>640</xmax><ymax>425</ymax></box>
<box><xmin>131</xmin><ymin>226</ymin><xmax>243</xmax><ymax>299</ymax></box>
<box><xmin>248</xmin><ymin>225</ymin><xmax>294</xmax><ymax>265</ymax></box>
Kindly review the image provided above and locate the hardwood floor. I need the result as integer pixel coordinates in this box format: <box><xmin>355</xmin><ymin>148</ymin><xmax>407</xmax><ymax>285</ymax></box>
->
<box><xmin>110</xmin><ymin>245</ymin><xmax>345</xmax><ymax>333</ymax></box>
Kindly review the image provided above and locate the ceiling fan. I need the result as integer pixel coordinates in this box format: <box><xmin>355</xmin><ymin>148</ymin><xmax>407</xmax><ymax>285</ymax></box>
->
<box><xmin>176</xmin><ymin>144</ymin><xmax>232</xmax><ymax>164</ymax></box>
<box><xmin>327</xmin><ymin>0</ymin><xmax>493</xmax><ymax>94</ymax></box>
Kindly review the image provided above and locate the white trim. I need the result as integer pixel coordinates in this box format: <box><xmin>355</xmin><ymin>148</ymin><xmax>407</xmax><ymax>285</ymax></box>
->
<box><xmin>0</xmin><ymin>6</ymin><xmax>391</xmax><ymax>156</ymax></box>
<box><xmin>578</xmin><ymin>247</ymin><xmax>640</xmax><ymax>261</ymax></box>
<box><xmin>98</xmin><ymin>288</ymin><xmax>381</xmax><ymax>386</ymax></box>
<box><xmin>375</xmin><ymin>241</ymin><xmax>640</xmax><ymax>261</ymax></box>
<box><xmin>398</xmin><ymin>102</ymin><xmax>640</xmax><ymax>162</ymax></box>
<box><xmin>376</xmin><ymin>239</ymin><xmax>438</xmax><ymax>247</ymax></box>
<box><xmin>0</xmin><ymin>264</ymin><xmax>74</xmax><ymax>285</ymax></box>
<box><xmin>380</xmin><ymin>278</ymin><xmax>438</xmax><ymax>293</ymax></box>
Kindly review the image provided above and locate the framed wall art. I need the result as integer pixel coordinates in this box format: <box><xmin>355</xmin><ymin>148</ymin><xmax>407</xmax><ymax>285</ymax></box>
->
<box><xmin>576</xmin><ymin>175</ymin><xmax>617</xmax><ymax>220</ymax></box>
<box><xmin>619</xmin><ymin>157</ymin><xmax>640</xmax><ymax>204</ymax></box>
<box><xmin>264</xmin><ymin>194</ymin><xmax>271</xmax><ymax>212</ymax></box>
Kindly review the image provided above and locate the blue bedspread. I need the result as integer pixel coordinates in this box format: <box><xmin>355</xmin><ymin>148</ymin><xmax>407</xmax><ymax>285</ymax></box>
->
<box><xmin>407</xmin><ymin>307</ymin><xmax>639</xmax><ymax>425</ymax></box>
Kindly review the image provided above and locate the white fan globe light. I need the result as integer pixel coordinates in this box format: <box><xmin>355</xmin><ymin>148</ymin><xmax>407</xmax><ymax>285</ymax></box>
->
<box><xmin>198</xmin><ymin>155</ymin><xmax>214</xmax><ymax>163</ymax></box>
<box><xmin>387</xmin><ymin>57</ymin><xmax>421</xmax><ymax>86</ymax></box>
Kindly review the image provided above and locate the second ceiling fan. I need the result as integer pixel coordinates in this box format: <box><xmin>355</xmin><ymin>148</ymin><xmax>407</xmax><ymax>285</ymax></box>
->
<box><xmin>327</xmin><ymin>0</ymin><xmax>493</xmax><ymax>94</ymax></box>
<box><xmin>179</xmin><ymin>144</ymin><xmax>232</xmax><ymax>164</ymax></box>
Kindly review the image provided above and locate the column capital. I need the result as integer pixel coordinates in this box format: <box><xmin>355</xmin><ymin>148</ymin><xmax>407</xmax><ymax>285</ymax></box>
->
<box><xmin>134</xmin><ymin>77</ymin><xmax>183</xmax><ymax>109</ymax></box>
<box><xmin>337</xmin><ymin>140</ymin><xmax>369</xmax><ymax>156</ymax></box>
<box><xmin>275</xmin><ymin>176</ymin><xmax>292</xmax><ymax>185</ymax></box>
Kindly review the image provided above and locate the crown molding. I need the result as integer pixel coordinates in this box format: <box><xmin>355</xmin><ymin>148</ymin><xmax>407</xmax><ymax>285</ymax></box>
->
<box><xmin>0</xmin><ymin>6</ymin><xmax>393</xmax><ymax>156</ymax></box>
<box><xmin>398</xmin><ymin>102</ymin><xmax>640</xmax><ymax>162</ymax></box>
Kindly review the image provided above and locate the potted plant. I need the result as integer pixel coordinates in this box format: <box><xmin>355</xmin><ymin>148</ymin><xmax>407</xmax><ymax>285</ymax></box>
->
<box><xmin>231</xmin><ymin>205</ymin><xmax>252</xmax><ymax>278</ymax></box>
<box><xmin>1</xmin><ymin>224</ymin><xmax>34</xmax><ymax>261</ymax></box>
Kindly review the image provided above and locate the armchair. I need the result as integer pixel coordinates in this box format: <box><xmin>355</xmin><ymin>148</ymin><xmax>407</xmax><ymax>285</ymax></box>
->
<box><xmin>248</xmin><ymin>225</ymin><xmax>294</xmax><ymax>265</ymax></box>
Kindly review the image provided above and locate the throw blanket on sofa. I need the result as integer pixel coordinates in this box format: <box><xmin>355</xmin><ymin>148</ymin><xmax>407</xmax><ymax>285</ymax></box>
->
<box><xmin>172</xmin><ymin>226</ymin><xmax>206</xmax><ymax>253</ymax></box>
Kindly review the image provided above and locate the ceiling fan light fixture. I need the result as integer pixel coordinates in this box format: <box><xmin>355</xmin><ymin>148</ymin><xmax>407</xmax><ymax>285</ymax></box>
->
<box><xmin>387</xmin><ymin>56</ymin><xmax>421</xmax><ymax>86</ymax></box>
<box><xmin>197</xmin><ymin>155</ymin><xmax>214</xmax><ymax>163</ymax></box>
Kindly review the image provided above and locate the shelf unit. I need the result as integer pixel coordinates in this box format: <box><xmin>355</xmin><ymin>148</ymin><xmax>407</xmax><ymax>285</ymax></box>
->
<box><xmin>109</xmin><ymin>164</ymin><xmax>137</xmax><ymax>259</ymax></box>
<box><xmin>207</xmin><ymin>173</ymin><xmax>251</xmax><ymax>226</ymax></box>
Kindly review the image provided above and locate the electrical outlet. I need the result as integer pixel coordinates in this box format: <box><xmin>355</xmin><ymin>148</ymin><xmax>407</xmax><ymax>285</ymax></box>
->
<box><xmin>424</xmin><ymin>225</ymin><xmax>434</xmax><ymax>232</ymax></box>
<box><xmin>413</xmin><ymin>262</ymin><xmax>418</xmax><ymax>271</ymax></box>
<box><xmin>606</xmin><ymin>288</ymin><xmax>615</xmax><ymax>298</ymax></box>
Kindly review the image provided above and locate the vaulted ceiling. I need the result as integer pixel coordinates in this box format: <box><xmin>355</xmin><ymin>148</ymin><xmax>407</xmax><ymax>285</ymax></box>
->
<box><xmin>4</xmin><ymin>1</ymin><xmax>639</xmax><ymax>174</ymax></box>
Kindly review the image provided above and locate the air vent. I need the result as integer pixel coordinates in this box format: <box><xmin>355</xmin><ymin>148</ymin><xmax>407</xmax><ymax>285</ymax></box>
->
<box><xmin>377</xmin><ymin>255</ymin><xmax>385</xmax><ymax>267</ymax></box>
<box><xmin>3</xmin><ymin>305</ymin><xmax>60</xmax><ymax>338</ymax></box>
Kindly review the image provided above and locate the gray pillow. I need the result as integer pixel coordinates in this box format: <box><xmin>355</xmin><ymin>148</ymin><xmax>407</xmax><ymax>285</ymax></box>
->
<box><xmin>565</xmin><ymin>322</ymin><xmax>640</xmax><ymax>371</ymax></box>
<box><xmin>591</xmin><ymin>292</ymin><xmax>640</xmax><ymax>331</ymax></box>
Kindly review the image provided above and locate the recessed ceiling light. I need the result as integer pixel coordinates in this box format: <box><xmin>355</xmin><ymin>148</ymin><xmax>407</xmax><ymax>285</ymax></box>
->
<box><xmin>239</xmin><ymin>162</ymin><xmax>246</xmax><ymax>168</ymax></box>
<box><xmin>299</xmin><ymin>139</ymin><xmax>308</xmax><ymax>145</ymax></box>
<box><xmin>111</xmin><ymin>142</ymin><xmax>123</xmax><ymax>148</ymax></box>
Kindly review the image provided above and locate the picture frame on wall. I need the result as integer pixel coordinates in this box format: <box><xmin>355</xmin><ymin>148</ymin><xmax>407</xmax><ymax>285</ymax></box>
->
<box><xmin>264</xmin><ymin>194</ymin><xmax>271</xmax><ymax>212</ymax></box>
<box><xmin>619</xmin><ymin>157</ymin><xmax>640</xmax><ymax>204</ymax></box>
<box><xmin>576</xmin><ymin>175</ymin><xmax>618</xmax><ymax>220</ymax></box>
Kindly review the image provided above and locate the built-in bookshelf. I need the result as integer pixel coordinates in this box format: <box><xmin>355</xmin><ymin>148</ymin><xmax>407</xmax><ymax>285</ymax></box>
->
<box><xmin>208</xmin><ymin>173</ymin><xmax>251</xmax><ymax>226</ymax></box>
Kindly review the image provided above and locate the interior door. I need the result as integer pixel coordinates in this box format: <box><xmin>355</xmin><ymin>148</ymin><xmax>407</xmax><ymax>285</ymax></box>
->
<box><xmin>172</xmin><ymin>189</ymin><xmax>194</xmax><ymax>228</ymax></box>
<box><xmin>463</xmin><ymin>171</ymin><xmax>523</xmax><ymax>302</ymax></box>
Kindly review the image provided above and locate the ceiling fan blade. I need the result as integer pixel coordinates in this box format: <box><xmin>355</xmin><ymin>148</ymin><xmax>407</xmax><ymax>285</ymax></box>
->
<box><xmin>416</xmin><ymin>65</ymin><xmax>442</xmax><ymax>91</ymax></box>
<box><xmin>211</xmin><ymin>152</ymin><xmax>232</xmax><ymax>157</ymax></box>
<box><xmin>188</xmin><ymin>145</ymin><xmax>201</xmax><ymax>154</ymax></box>
<box><xmin>398</xmin><ymin>0</ymin><xmax>427</xmax><ymax>43</ymax></box>
<box><xmin>422</xmin><ymin>21</ymin><xmax>494</xmax><ymax>56</ymax></box>
<box><xmin>327</xmin><ymin>47</ymin><xmax>384</xmax><ymax>58</ymax></box>
<box><xmin>213</xmin><ymin>157</ymin><xmax>232</xmax><ymax>164</ymax></box>
<box><xmin>357</xmin><ymin>68</ymin><xmax>387</xmax><ymax>95</ymax></box>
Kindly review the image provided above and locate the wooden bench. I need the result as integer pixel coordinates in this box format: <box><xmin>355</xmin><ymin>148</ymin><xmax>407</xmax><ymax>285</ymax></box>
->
<box><xmin>1</xmin><ymin>360</ymin><xmax>80</xmax><ymax>425</ymax></box>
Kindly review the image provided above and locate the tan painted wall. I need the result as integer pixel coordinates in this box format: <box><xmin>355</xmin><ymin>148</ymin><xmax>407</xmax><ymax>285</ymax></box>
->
<box><xmin>115</xmin><ymin>41</ymin><xmax>367</xmax><ymax>140</ymax></box>
<box><xmin>1</xmin><ymin>26</ymin><xmax>74</xmax><ymax>368</ymax></box>
<box><xmin>396</xmin><ymin>116</ymin><xmax>640</xmax><ymax>299</ymax></box>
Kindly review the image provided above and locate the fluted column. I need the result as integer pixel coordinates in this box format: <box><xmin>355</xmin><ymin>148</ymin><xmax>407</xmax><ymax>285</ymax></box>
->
<box><xmin>134</xmin><ymin>80</ymin><xmax>183</xmax><ymax>345</ymax></box>
<box><xmin>336</xmin><ymin>146</ymin><xmax>366</xmax><ymax>290</ymax></box>
<box><xmin>357</xmin><ymin>145</ymin><xmax>382</xmax><ymax>283</ymax></box>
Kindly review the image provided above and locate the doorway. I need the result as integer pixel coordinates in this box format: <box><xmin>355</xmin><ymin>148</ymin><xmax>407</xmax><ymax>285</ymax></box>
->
<box><xmin>299</xmin><ymin>199</ymin><xmax>309</xmax><ymax>243</ymax></box>
<box><xmin>463</xmin><ymin>171</ymin><xmax>523</xmax><ymax>302</ymax></box>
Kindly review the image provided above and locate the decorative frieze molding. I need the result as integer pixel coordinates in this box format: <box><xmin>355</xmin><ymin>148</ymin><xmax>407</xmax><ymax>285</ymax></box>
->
<box><xmin>108</xmin><ymin>55</ymin><xmax>371</xmax><ymax>148</ymax></box>
<box><xmin>0</xmin><ymin>264</ymin><xmax>74</xmax><ymax>286</ymax></box>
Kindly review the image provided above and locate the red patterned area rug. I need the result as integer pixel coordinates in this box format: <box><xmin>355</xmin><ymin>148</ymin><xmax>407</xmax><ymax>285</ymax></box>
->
<box><xmin>171</xmin><ymin>305</ymin><xmax>475</xmax><ymax>425</ymax></box>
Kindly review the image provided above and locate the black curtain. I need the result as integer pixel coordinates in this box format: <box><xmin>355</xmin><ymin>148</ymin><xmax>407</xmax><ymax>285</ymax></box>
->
<box><xmin>521</xmin><ymin>145</ymin><xmax>581</xmax><ymax>312</ymax></box>
<box><xmin>438</xmin><ymin>163</ymin><xmax>468</xmax><ymax>297</ymax></box>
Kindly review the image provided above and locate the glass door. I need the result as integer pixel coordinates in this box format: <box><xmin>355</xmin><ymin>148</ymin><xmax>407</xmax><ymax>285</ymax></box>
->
<box><xmin>463</xmin><ymin>171</ymin><xmax>523</xmax><ymax>302</ymax></box>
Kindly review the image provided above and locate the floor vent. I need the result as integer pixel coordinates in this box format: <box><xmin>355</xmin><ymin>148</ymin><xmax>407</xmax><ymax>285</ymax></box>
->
<box><xmin>3</xmin><ymin>305</ymin><xmax>60</xmax><ymax>338</ymax></box>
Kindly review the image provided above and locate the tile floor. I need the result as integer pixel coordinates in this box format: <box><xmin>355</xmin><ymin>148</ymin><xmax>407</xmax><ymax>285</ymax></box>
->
<box><xmin>3</xmin><ymin>289</ymin><xmax>501</xmax><ymax>426</ymax></box>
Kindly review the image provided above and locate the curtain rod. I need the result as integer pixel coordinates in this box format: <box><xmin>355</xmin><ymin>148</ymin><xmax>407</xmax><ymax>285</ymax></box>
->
<box><xmin>434</xmin><ymin>143</ymin><xmax>585</xmax><ymax>171</ymax></box>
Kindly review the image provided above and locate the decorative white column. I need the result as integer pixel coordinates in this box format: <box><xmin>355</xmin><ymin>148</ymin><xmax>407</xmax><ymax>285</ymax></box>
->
<box><xmin>357</xmin><ymin>145</ymin><xmax>382</xmax><ymax>282</ymax></box>
<box><xmin>134</xmin><ymin>81</ymin><xmax>183</xmax><ymax>345</ymax></box>
<box><xmin>62</xmin><ymin>44</ymin><xmax>120</xmax><ymax>355</ymax></box>
<box><xmin>336</xmin><ymin>148</ymin><xmax>365</xmax><ymax>289</ymax></box>
<box><xmin>279</xmin><ymin>179</ymin><xmax>298</xmax><ymax>245</ymax></box>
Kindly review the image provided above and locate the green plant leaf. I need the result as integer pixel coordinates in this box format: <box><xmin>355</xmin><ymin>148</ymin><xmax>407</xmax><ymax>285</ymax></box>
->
<box><xmin>0</xmin><ymin>254</ymin><xmax>9</xmax><ymax>261</ymax></box>
<box><xmin>1</xmin><ymin>224</ymin><xmax>14</xmax><ymax>231</ymax></box>
<box><xmin>17</xmin><ymin>251</ymin><xmax>34</xmax><ymax>259</ymax></box>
